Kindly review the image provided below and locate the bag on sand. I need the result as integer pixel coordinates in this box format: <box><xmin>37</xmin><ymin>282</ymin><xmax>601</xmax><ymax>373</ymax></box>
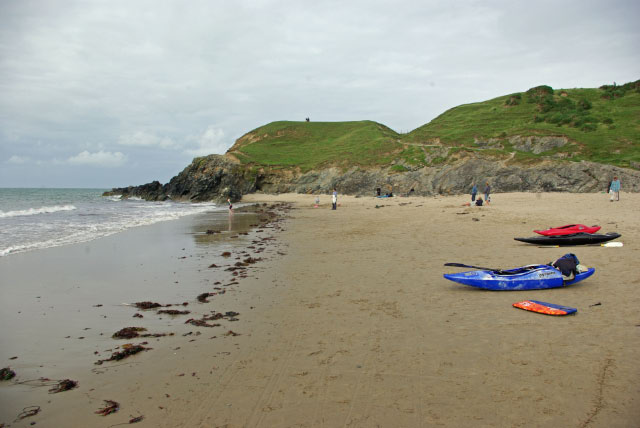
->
<box><xmin>550</xmin><ymin>253</ymin><xmax>579</xmax><ymax>277</ymax></box>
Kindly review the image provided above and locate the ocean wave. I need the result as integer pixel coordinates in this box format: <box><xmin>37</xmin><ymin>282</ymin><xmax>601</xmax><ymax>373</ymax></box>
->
<box><xmin>0</xmin><ymin>202</ymin><xmax>223</xmax><ymax>256</ymax></box>
<box><xmin>0</xmin><ymin>204</ymin><xmax>77</xmax><ymax>218</ymax></box>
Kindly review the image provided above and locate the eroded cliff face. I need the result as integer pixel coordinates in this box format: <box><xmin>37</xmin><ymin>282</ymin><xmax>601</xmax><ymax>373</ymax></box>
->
<box><xmin>104</xmin><ymin>155</ymin><xmax>256</xmax><ymax>202</ymax></box>
<box><xmin>253</xmin><ymin>156</ymin><xmax>640</xmax><ymax>195</ymax></box>
<box><xmin>105</xmin><ymin>153</ymin><xmax>640</xmax><ymax>202</ymax></box>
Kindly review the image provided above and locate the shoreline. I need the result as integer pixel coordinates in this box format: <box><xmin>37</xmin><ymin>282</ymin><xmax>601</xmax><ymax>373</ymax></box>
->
<box><xmin>0</xmin><ymin>203</ymin><xmax>293</xmax><ymax>426</ymax></box>
<box><xmin>1</xmin><ymin>192</ymin><xmax>639</xmax><ymax>426</ymax></box>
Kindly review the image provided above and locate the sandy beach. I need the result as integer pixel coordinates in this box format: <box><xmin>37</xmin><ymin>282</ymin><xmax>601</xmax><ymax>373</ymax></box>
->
<box><xmin>1</xmin><ymin>192</ymin><xmax>639</xmax><ymax>427</ymax></box>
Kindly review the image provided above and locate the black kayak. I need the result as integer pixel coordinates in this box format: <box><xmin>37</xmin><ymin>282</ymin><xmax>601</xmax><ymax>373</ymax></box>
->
<box><xmin>514</xmin><ymin>232</ymin><xmax>621</xmax><ymax>246</ymax></box>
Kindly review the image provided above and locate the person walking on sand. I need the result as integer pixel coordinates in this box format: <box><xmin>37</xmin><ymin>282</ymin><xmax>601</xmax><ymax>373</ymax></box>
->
<box><xmin>471</xmin><ymin>183</ymin><xmax>477</xmax><ymax>202</ymax></box>
<box><xmin>484</xmin><ymin>182</ymin><xmax>491</xmax><ymax>203</ymax></box>
<box><xmin>227</xmin><ymin>198</ymin><xmax>233</xmax><ymax>211</ymax></box>
<box><xmin>609</xmin><ymin>176</ymin><xmax>621</xmax><ymax>202</ymax></box>
<box><xmin>331</xmin><ymin>188</ymin><xmax>337</xmax><ymax>210</ymax></box>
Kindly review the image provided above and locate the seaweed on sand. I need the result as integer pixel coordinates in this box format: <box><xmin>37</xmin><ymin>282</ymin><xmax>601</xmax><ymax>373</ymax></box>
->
<box><xmin>48</xmin><ymin>379</ymin><xmax>78</xmax><ymax>393</ymax></box>
<box><xmin>197</xmin><ymin>293</ymin><xmax>214</xmax><ymax>303</ymax></box>
<box><xmin>185</xmin><ymin>319</ymin><xmax>221</xmax><ymax>328</ymax></box>
<box><xmin>133</xmin><ymin>302</ymin><xmax>161</xmax><ymax>310</ymax></box>
<box><xmin>112</xmin><ymin>327</ymin><xmax>173</xmax><ymax>339</ymax></box>
<box><xmin>157</xmin><ymin>309</ymin><xmax>190</xmax><ymax>315</ymax></box>
<box><xmin>14</xmin><ymin>406</ymin><xmax>40</xmax><ymax>421</ymax></box>
<box><xmin>113</xmin><ymin>327</ymin><xmax>147</xmax><ymax>339</ymax></box>
<box><xmin>95</xmin><ymin>400</ymin><xmax>119</xmax><ymax>416</ymax></box>
<box><xmin>1</xmin><ymin>367</ymin><xmax>16</xmax><ymax>381</ymax></box>
<box><xmin>95</xmin><ymin>344</ymin><xmax>151</xmax><ymax>365</ymax></box>
<box><xmin>185</xmin><ymin>310</ymin><xmax>239</xmax><ymax>327</ymax></box>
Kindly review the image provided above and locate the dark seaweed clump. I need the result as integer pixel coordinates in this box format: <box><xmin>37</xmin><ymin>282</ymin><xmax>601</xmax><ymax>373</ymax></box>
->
<box><xmin>134</xmin><ymin>301</ymin><xmax>161</xmax><ymax>310</ymax></box>
<box><xmin>95</xmin><ymin>399</ymin><xmax>119</xmax><ymax>416</ymax></box>
<box><xmin>95</xmin><ymin>344</ymin><xmax>151</xmax><ymax>365</ymax></box>
<box><xmin>49</xmin><ymin>379</ymin><xmax>78</xmax><ymax>393</ymax></box>
<box><xmin>1</xmin><ymin>367</ymin><xmax>16</xmax><ymax>381</ymax></box>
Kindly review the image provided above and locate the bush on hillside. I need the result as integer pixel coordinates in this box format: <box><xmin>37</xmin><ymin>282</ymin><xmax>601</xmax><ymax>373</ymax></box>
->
<box><xmin>526</xmin><ymin>85</ymin><xmax>554</xmax><ymax>104</ymax></box>
<box><xmin>504</xmin><ymin>93</ymin><xmax>522</xmax><ymax>106</ymax></box>
<box><xmin>528</xmin><ymin>88</ymin><xmax>602</xmax><ymax>131</ymax></box>
<box><xmin>577</xmin><ymin>98</ymin><xmax>592</xmax><ymax>110</ymax></box>
<box><xmin>599</xmin><ymin>79</ymin><xmax>640</xmax><ymax>100</ymax></box>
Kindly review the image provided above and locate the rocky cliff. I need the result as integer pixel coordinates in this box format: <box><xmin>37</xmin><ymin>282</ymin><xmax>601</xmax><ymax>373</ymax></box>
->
<box><xmin>104</xmin><ymin>151</ymin><xmax>640</xmax><ymax>202</ymax></box>
<box><xmin>104</xmin><ymin>155</ymin><xmax>256</xmax><ymax>202</ymax></box>
<box><xmin>251</xmin><ymin>154</ymin><xmax>640</xmax><ymax>195</ymax></box>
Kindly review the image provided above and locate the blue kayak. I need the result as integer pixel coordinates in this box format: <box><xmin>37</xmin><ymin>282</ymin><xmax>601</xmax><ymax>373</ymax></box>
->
<box><xmin>443</xmin><ymin>264</ymin><xmax>595</xmax><ymax>290</ymax></box>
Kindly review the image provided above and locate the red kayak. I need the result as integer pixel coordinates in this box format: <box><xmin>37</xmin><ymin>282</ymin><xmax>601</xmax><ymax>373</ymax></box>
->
<box><xmin>534</xmin><ymin>224</ymin><xmax>601</xmax><ymax>236</ymax></box>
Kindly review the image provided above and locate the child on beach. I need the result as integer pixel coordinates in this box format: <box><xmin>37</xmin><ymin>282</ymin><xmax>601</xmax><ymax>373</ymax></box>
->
<box><xmin>471</xmin><ymin>183</ymin><xmax>477</xmax><ymax>202</ymax></box>
<box><xmin>227</xmin><ymin>198</ymin><xmax>233</xmax><ymax>211</ymax></box>
<box><xmin>331</xmin><ymin>188</ymin><xmax>337</xmax><ymax>210</ymax></box>
<box><xmin>462</xmin><ymin>196</ymin><xmax>484</xmax><ymax>207</ymax></box>
<box><xmin>609</xmin><ymin>176</ymin><xmax>621</xmax><ymax>201</ymax></box>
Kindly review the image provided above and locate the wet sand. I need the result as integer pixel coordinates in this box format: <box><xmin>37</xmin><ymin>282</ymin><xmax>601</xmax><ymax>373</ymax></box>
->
<box><xmin>1</xmin><ymin>193</ymin><xmax>639</xmax><ymax>427</ymax></box>
<box><xmin>0</xmin><ymin>204</ymin><xmax>291</xmax><ymax>425</ymax></box>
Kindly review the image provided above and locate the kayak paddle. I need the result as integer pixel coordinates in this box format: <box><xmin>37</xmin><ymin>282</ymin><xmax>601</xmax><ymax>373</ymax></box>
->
<box><xmin>537</xmin><ymin>242</ymin><xmax>623</xmax><ymax>248</ymax></box>
<box><xmin>444</xmin><ymin>262</ymin><xmax>499</xmax><ymax>271</ymax></box>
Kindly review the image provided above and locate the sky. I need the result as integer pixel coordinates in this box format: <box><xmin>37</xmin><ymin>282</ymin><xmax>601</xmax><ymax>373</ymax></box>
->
<box><xmin>1</xmin><ymin>0</ymin><xmax>638</xmax><ymax>188</ymax></box>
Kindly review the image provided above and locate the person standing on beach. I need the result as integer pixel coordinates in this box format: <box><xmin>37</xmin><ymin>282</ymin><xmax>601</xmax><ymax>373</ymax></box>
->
<box><xmin>471</xmin><ymin>183</ymin><xmax>477</xmax><ymax>202</ymax></box>
<box><xmin>484</xmin><ymin>182</ymin><xmax>491</xmax><ymax>203</ymax></box>
<box><xmin>609</xmin><ymin>176</ymin><xmax>621</xmax><ymax>202</ymax></box>
<box><xmin>331</xmin><ymin>188</ymin><xmax>337</xmax><ymax>210</ymax></box>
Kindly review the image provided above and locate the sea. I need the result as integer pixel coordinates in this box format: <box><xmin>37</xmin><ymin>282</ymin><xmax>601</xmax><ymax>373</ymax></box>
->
<box><xmin>0</xmin><ymin>188</ymin><xmax>226</xmax><ymax>257</ymax></box>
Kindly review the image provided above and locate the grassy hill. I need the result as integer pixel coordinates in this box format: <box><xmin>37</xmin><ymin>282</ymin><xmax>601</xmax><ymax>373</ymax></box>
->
<box><xmin>228</xmin><ymin>120</ymin><xmax>402</xmax><ymax>172</ymax></box>
<box><xmin>228</xmin><ymin>80</ymin><xmax>640</xmax><ymax>172</ymax></box>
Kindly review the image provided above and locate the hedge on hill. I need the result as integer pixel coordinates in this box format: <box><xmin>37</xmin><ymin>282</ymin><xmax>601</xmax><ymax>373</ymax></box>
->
<box><xmin>527</xmin><ymin>85</ymin><xmax>602</xmax><ymax>132</ymax></box>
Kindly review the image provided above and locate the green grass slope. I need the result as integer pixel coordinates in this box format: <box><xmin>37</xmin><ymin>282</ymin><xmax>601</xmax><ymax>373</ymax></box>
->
<box><xmin>228</xmin><ymin>120</ymin><xmax>402</xmax><ymax>172</ymax></box>
<box><xmin>406</xmin><ymin>81</ymin><xmax>640</xmax><ymax>168</ymax></box>
<box><xmin>228</xmin><ymin>81</ymin><xmax>640</xmax><ymax>171</ymax></box>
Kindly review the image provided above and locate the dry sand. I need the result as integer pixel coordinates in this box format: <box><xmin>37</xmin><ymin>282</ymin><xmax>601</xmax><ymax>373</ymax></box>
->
<box><xmin>1</xmin><ymin>192</ymin><xmax>639</xmax><ymax>427</ymax></box>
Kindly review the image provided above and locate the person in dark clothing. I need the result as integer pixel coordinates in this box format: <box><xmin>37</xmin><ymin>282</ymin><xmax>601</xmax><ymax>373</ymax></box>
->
<box><xmin>484</xmin><ymin>182</ymin><xmax>491</xmax><ymax>203</ymax></box>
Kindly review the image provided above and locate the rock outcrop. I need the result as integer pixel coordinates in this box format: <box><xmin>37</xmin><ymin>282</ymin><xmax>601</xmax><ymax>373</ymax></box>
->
<box><xmin>104</xmin><ymin>155</ymin><xmax>255</xmax><ymax>202</ymax></box>
<box><xmin>105</xmin><ymin>152</ymin><xmax>640</xmax><ymax>202</ymax></box>
<box><xmin>508</xmin><ymin>136</ymin><xmax>568</xmax><ymax>154</ymax></box>
<box><xmin>251</xmin><ymin>156</ymin><xmax>640</xmax><ymax>195</ymax></box>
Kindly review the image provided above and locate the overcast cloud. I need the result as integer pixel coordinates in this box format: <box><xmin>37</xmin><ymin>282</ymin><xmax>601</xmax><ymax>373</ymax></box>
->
<box><xmin>1</xmin><ymin>0</ymin><xmax>638</xmax><ymax>188</ymax></box>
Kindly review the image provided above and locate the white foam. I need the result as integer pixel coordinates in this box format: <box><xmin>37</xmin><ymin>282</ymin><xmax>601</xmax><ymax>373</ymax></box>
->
<box><xmin>0</xmin><ymin>204</ymin><xmax>77</xmax><ymax>218</ymax></box>
<box><xmin>0</xmin><ymin>202</ymin><xmax>223</xmax><ymax>257</ymax></box>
